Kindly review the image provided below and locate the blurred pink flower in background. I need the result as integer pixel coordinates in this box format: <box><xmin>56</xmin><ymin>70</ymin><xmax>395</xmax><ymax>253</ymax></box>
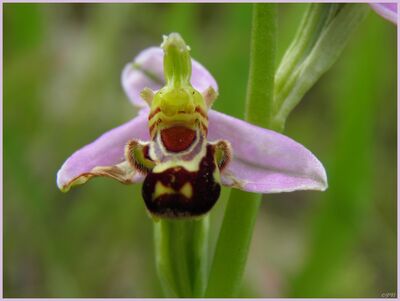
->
<box><xmin>369</xmin><ymin>3</ymin><xmax>397</xmax><ymax>24</ymax></box>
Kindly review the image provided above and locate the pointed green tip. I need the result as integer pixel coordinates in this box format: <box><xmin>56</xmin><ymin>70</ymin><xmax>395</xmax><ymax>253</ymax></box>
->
<box><xmin>161</xmin><ymin>33</ymin><xmax>192</xmax><ymax>87</ymax></box>
<box><xmin>161</xmin><ymin>33</ymin><xmax>191</xmax><ymax>53</ymax></box>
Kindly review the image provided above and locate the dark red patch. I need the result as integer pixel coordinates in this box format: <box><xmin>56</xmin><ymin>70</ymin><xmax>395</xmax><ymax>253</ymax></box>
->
<box><xmin>142</xmin><ymin>144</ymin><xmax>152</xmax><ymax>161</ymax></box>
<box><xmin>148</xmin><ymin>108</ymin><xmax>161</xmax><ymax>120</ymax></box>
<box><xmin>142</xmin><ymin>144</ymin><xmax>220</xmax><ymax>218</ymax></box>
<box><xmin>201</xmin><ymin>123</ymin><xmax>208</xmax><ymax>135</ymax></box>
<box><xmin>161</xmin><ymin>126</ymin><xmax>196</xmax><ymax>153</ymax></box>
<box><xmin>195</xmin><ymin>106</ymin><xmax>208</xmax><ymax>119</ymax></box>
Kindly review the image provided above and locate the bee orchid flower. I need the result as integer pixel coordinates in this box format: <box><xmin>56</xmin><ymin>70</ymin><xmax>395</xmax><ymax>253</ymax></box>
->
<box><xmin>57</xmin><ymin>33</ymin><xmax>327</xmax><ymax>218</ymax></box>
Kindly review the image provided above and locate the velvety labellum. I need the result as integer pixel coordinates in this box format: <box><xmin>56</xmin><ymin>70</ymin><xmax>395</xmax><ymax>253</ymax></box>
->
<box><xmin>142</xmin><ymin>144</ymin><xmax>221</xmax><ymax>218</ymax></box>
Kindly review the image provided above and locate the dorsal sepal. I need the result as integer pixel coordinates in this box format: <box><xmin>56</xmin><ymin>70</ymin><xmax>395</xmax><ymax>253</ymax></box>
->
<box><xmin>161</xmin><ymin>33</ymin><xmax>192</xmax><ymax>87</ymax></box>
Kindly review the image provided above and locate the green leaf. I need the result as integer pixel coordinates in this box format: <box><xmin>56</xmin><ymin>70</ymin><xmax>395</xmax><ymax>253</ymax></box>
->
<box><xmin>273</xmin><ymin>3</ymin><xmax>370</xmax><ymax>131</ymax></box>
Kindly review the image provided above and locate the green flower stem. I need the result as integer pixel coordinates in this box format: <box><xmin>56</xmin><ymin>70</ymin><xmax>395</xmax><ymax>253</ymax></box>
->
<box><xmin>244</xmin><ymin>3</ymin><xmax>277</xmax><ymax>129</ymax></box>
<box><xmin>205</xmin><ymin>192</ymin><xmax>262</xmax><ymax>297</ymax></box>
<box><xmin>205</xmin><ymin>4</ymin><xmax>277</xmax><ymax>297</ymax></box>
<box><xmin>154</xmin><ymin>216</ymin><xmax>209</xmax><ymax>297</ymax></box>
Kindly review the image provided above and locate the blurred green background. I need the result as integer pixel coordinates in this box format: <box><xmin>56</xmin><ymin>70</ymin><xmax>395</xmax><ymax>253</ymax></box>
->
<box><xmin>4</xmin><ymin>3</ymin><xmax>396</xmax><ymax>298</ymax></box>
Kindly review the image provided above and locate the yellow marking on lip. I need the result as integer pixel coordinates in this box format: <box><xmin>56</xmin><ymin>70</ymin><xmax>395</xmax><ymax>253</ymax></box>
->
<box><xmin>180</xmin><ymin>182</ymin><xmax>193</xmax><ymax>199</ymax></box>
<box><xmin>153</xmin><ymin>180</ymin><xmax>192</xmax><ymax>199</ymax></box>
<box><xmin>154</xmin><ymin>181</ymin><xmax>175</xmax><ymax>199</ymax></box>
